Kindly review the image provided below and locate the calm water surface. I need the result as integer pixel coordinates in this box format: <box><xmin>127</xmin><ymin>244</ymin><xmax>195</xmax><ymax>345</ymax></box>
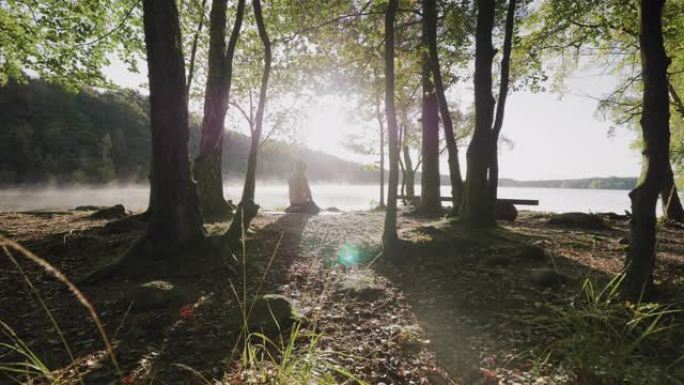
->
<box><xmin>0</xmin><ymin>184</ymin><xmax>645</xmax><ymax>214</ymax></box>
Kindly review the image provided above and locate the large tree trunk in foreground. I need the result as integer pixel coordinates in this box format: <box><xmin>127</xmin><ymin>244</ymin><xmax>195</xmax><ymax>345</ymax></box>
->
<box><xmin>194</xmin><ymin>0</ymin><xmax>245</xmax><ymax>222</ymax></box>
<box><xmin>382</xmin><ymin>0</ymin><xmax>400</xmax><ymax>247</ymax></box>
<box><xmin>462</xmin><ymin>0</ymin><xmax>497</xmax><ymax>227</ymax></box>
<box><xmin>225</xmin><ymin>0</ymin><xmax>270</xmax><ymax>243</ymax></box>
<box><xmin>625</xmin><ymin>0</ymin><xmax>670</xmax><ymax>300</ymax></box>
<box><xmin>142</xmin><ymin>0</ymin><xmax>204</xmax><ymax>246</ymax></box>
<box><xmin>419</xmin><ymin>51</ymin><xmax>442</xmax><ymax>215</ymax></box>
<box><xmin>462</xmin><ymin>0</ymin><xmax>515</xmax><ymax>227</ymax></box>
<box><xmin>424</xmin><ymin>0</ymin><xmax>462</xmax><ymax>215</ymax></box>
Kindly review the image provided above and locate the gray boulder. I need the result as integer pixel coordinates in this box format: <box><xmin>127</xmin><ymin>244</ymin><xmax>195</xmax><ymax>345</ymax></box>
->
<box><xmin>248</xmin><ymin>294</ymin><xmax>303</xmax><ymax>331</ymax></box>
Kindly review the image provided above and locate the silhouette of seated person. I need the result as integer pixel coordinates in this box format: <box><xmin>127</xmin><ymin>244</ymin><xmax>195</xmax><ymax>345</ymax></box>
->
<box><xmin>285</xmin><ymin>160</ymin><xmax>320</xmax><ymax>214</ymax></box>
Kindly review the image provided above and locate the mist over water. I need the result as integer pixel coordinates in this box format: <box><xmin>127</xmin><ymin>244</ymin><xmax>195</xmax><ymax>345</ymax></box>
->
<box><xmin>0</xmin><ymin>183</ymin><xmax>642</xmax><ymax>214</ymax></box>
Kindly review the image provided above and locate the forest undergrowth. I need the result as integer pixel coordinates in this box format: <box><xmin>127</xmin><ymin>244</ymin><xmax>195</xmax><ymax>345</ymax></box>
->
<box><xmin>1</xmin><ymin>209</ymin><xmax>683</xmax><ymax>384</ymax></box>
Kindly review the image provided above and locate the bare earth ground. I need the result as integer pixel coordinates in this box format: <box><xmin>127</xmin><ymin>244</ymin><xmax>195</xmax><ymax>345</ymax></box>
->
<box><xmin>1</xmin><ymin>209</ymin><xmax>683</xmax><ymax>384</ymax></box>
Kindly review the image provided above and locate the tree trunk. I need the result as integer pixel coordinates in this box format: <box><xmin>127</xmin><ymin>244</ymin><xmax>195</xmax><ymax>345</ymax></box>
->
<box><xmin>662</xmin><ymin>80</ymin><xmax>684</xmax><ymax>222</ymax></box>
<box><xmin>661</xmin><ymin>164</ymin><xmax>684</xmax><ymax>222</ymax></box>
<box><xmin>141</xmin><ymin>0</ymin><xmax>204</xmax><ymax>246</ymax></box>
<box><xmin>194</xmin><ymin>0</ymin><xmax>245</xmax><ymax>222</ymax></box>
<box><xmin>226</xmin><ymin>0</ymin><xmax>270</xmax><ymax>243</ymax></box>
<box><xmin>463</xmin><ymin>0</ymin><xmax>497</xmax><ymax>227</ymax></box>
<box><xmin>487</xmin><ymin>0</ymin><xmax>516</xmax><ymax>213</ymax></box>
<box><xmin>424</xmin><ymin>0</ymin><xmax>462</xmax><ymax>215</ymax></box>
<box><xmin>462</xmin><ymin>0</ymin><xmax>515</xmax><ymax>227</ymax></box>
<box><xmin>419</xmin><ymin>18</ymin><xmax>442</xmax><ymax>215</ymax></box>
<box><xmin>185</xmin><ymin>0</ymin><xmax>208</xmax><ymax>100</ymax></box>
<box><xmin>403</xmin><ymin>144</ymin><xmax>415</xmax><ymax>200</ymax></box>
<box><xmin>625</xmin><ymin>0</ymin><xmax>670</xmax><ymax>300</ymax></box>
<box><xmin>383</xmin><ymin>0</ymin><xmax>400</xmax><ymax>247</ymax></box>
<box><xmin>375</xmin><ymin>93</ymin><xmax>386</xmax><ymax>208</ymax></box>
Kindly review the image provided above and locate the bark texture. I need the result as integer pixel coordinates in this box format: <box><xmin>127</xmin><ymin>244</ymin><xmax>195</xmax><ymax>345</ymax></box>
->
<box><xmin>194</xmin><ymin>0</ymin><xmax>245</xmax><ymax>222</ymax></box>
<box><xmin>625</xmin><ymin>0</ymin><xmax>670</xmax><ymax>300</ymax></box>
<box><xmin>142</xmin><ymin>0</ymin><xmax>204</xmax><ymax>246</ymax></box>
<box><xmin>383</xmin><ymin>0</ymin><xmax>400</xmax><ymax>247</ymax></box>
<box><xmin>424</xmin><ymin>0</ymin><xmax>462</xmax><ymax>215</ymax></box>
<box><xmin>462</xmin><ymin>0</ymin><xmax>515</xmax><ymax>227</ymax></box>
<box><xmin>403</xmin><ymin>144</ymin><xmax>416</xmax><ymax>200</ymax></box>
<box><xmin>419</xmin><ymin>20</ymin><xmax>442</xmax><ymax>215</ymax></box>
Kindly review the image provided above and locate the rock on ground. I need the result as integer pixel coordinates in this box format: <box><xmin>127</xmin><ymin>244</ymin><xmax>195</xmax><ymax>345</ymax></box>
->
<box><xmin>124</xmin><ymin>280</ymin><xmax>191</xmax><ymax>310</ymax></box>
<box><xmin>88</xmin><ymin>204</ymin><xmax>127</xmax><ymax>220</ymax></box>
<box><xmin>247</xmin><ymin>294</ymin><xmax>302</xmax><ymax>331</ymax></box>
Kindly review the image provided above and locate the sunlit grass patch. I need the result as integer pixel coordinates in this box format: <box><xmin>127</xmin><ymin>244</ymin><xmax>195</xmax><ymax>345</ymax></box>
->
<box><xmin>223</xmin><ymin>323</ymin><xmax>366</xmax><ymax>385</ymax></box>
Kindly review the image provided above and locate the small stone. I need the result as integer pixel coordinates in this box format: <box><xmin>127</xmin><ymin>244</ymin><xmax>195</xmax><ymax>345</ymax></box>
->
<box><xmin>124</xmin><ymin>280</ymin><xmax>191</xmax><ymax>310</ymax></box>
<box><xmin>247</xmin><ymin>294</ymin><xmax>303</xmax><ymax>331</ymax></box>
<box><xmin>335</xmin><ymin>273</ymin><xmax>385</xmax><ymax>301</ymax></box>
<box><xmin>89</xmin><ymin>204</ymin><xmax>127</xmax><ymax>220</ymax></box>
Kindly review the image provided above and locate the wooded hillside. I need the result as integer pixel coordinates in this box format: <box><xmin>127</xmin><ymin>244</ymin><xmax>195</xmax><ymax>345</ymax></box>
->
<box><xmin>0</xmin><ymin>79</ymin><xmax>378</xmax><ymax>185</ymax></box>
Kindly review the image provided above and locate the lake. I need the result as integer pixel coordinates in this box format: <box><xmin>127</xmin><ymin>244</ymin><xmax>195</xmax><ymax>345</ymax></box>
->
<box><xmin>0</xmin><ymin>184</ymin><xmax>648</xmax><ymax>214</ymax></box>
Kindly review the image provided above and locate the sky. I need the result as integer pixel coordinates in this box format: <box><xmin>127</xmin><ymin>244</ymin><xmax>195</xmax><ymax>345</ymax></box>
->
<box><xmin>106</xmin><ymin>60</ymin><xmax>641</xmax><ymax>181</ymax></box>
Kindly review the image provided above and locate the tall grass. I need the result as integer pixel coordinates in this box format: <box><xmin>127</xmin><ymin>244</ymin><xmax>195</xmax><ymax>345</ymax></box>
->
<box><xmin>0</xmin><ymin>237</ymin><xmax>121</xmax><ymax>384</ymax></box>
<box><xmin>0</xmin><ymin>218</ymin><xmax>366</xmax><ymax>385</ymax></box>
<box><xmin>222</xmin><ymin>219</ymin><xmax>367</xmax><ymax>385</ymax></box>
<box><xmin>530</xmin><ymin>275</ymin><xmax>684</xmax><ymax>385</ymax></box>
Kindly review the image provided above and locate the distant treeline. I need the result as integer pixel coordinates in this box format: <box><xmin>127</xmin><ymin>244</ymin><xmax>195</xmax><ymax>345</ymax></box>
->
<box><xmin>497</xmin><ymin>177</ymin><xmax>637</xmax><ymax>190</ymax></box>
<box><xmin>0</xmin><ymin>79</ymin><xmax>378</xmax><ymax>185</ymax></box>
<box><xmin>0</xmin><ymin>80</ymin><xmax>636</xmax><ymax>189</ymax></box>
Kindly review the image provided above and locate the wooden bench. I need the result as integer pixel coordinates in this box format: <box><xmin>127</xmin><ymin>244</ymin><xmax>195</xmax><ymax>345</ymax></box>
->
<box><xmin>396</xmin><ymin>195</ymin><xmax>539</xmax><ymax>206</ymax></box>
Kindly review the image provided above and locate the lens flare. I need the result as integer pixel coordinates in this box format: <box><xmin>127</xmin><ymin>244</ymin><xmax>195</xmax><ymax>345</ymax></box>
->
<box><xmin>337</xmin><ymin>243</ymin><xmax>359</xmax><ymax>267</ymax></box>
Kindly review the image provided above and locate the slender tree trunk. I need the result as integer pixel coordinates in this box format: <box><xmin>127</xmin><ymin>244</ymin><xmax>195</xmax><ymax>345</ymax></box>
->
<box><xmin>226</xmin><ymin>0</ymin><xmax>270</xmax><ymax>243</ymax></box>
<box><xmin>625</xmin><ymin>0</ymin><xmax>670</xmax><ymax>300</ymax></box>
<box><xmin>142</xmin><ymin>0</ymin><xmax>204</xmax><ymax>246</ymax></box>
<box><xmin>194</xmin><ymin>0</ymin><xmax>245</xmax><ymax>222</ymax></box>
<box><xmin>419</xmin><ymin>23</ymin><xmax>442</xmax><ymax>215</ymax></box>
<box><xmin>403</xmin><ymin>144</ymin><xmax>415</xmax><ymax>199</ymax></box>
<box><xmin>383</xmin><ymin>0</ymin><xmax>400</xmax><ymax>247</ymax></box>
<box><xmin>463</xmin><ymin>0</ymin><xmax>496</xmax><ymax>227</ymax></box>
<box><xmin>375</xmin><ymin>93</ymin><xmax>386</xmax><ymax>208</ymax></box>
<box><xmin>487</xmin><ymin>0</ymin><xmax>516</xmax><ymax>211</ymax></box>
<box><xmin>662</xmin><ymin>80</ymin><xmax>684</xmax><ymax>222</ymax></box>
<box><xmin>424</xmin><ymin>0</ymin><xmax>462</xmax><ymax>215</ymax></box>
<box><xmin>186</xmin><ymin>0</ymin><xmax>208</xmax><ymax>100</ymax></box>
<box><xmin>661</xmin><ymin>165</ymin><xmax>684</xmax><ymax>222</ymax></box>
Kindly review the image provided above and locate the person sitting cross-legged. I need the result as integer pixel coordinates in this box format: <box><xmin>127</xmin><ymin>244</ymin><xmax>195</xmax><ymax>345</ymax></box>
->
<box><xmin>285</xmin><ymin>159</ymin><xmax>320</xmax><ymax>215</ymax></box>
